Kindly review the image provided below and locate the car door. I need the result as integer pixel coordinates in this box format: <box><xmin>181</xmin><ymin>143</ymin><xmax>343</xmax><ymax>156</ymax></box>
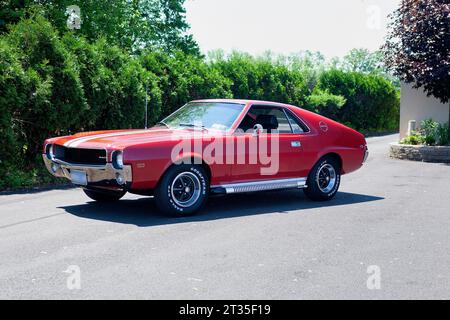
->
<box><xmin>230</xmin><ymin>105</ymin><xmax>310</xmax><ymax>182</ymax></box>
<box><xmin>282</xmin><ymin>107</ymin><xmax>315</xmax><ymax>177</ymax></box>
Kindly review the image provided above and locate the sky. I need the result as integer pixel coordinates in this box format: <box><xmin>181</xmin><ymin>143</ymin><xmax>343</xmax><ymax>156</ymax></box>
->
<box><xmin>185</xmin><ymin>0</ymin><xmax>401</xmax><ymax>59</ymax></box>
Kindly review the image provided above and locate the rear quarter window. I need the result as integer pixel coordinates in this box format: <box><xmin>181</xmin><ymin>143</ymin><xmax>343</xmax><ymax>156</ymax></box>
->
<box><xmin>285</xmin><ymin>109</ymin><xmax>310</xmax><ymax>133</ymax></box>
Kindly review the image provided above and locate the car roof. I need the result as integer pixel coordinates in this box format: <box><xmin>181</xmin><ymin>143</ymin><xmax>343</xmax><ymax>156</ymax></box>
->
<box><xmin>189</xmin><ymin>98</ymin><xmax>292</xmax><ymax>108</ymax></box>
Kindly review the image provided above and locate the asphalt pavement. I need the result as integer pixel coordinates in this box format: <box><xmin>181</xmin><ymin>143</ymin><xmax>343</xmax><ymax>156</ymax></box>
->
<box><xmin>1</xmin><ymin>133</ymin><xmax>449</xmax><ymax>299</ymax></box>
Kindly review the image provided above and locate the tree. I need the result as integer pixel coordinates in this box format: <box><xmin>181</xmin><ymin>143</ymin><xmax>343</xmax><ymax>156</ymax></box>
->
<box><xmin>0</xmin><ymin>0</ymin><xmax>27</xmax><ymax>33</ymax></box>
<box><xmin>383</xmin><ymin>0</ymin><xmax>450</xmax><ymax>139</ymax></box>
<box><xmin>340</xmin><ymin>48</ymin><xmax>383</xmax><ymax>74</ymax></box>
<box><xmin>331</xmin><ymin>48</ymin><xmax>399</xmax><ymax>87</ymax></box>
<box><xmin>137</xmin><ymin>0</ymin><xmax>200</xmax><ymax>55</ymax></box>
<box><xmin>288</xmin><ymin>50</ymin><xmax>326</xmax><ymax>91</ymax></box>
<box><xmin>0</xmin><ymin>0</ymin><xmax>199</xmax><ymax>54</ymax></box>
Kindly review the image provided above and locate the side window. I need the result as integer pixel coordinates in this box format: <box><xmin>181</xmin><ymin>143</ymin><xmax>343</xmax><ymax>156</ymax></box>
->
<box><xmin>285</xmin><ymin>109</ymin><xmax>309</xmax><ymax>133</ymax></box>
<box><xmin>238</xmin><ymin>106</ymin><xmax>293</xmax><ymax>133</ymax></box>
<box><xmin>270</xmin><ymin>108</ymin><xmax>292</xmax><ymax>133</ymax></box>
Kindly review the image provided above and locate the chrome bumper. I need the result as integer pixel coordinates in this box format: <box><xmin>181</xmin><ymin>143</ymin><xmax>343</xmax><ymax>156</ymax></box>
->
<box><xmin>42</xmin><ymin>154</ymin><xmax>132</xmax><ymax>189</ymax></box>
<box><xmin>363</xmin><ymin>148</ymin><xmax>369</xmax><ymax>163</ymax></box>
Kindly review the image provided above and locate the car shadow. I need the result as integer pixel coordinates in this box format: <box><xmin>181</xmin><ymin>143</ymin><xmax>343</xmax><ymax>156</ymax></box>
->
<box><xmin>59</xmin><ymin>190</ymin><xmax>384</xmax><ymax>227</ymax></box>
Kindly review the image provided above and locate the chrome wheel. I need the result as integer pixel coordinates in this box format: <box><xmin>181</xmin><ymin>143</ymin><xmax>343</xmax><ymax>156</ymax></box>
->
<box><xmin>171</xmin><ymin>172</ymin><xmax>201</xmax><ymax>208</ymax></box>
<box><xmin>316</xmin><ymin>163</ymin><xmax>337</xmax><ymax>193</ymax></box>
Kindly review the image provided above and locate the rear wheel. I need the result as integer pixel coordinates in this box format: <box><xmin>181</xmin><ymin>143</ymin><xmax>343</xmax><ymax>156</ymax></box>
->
<box><xmin>154</xmin><ymin>164</ymin><xmax>209</xmax><ymax>216</ymax></box>
<box><xmin>303</xmin><ymin>156</ymin><xmax>341</xmax><ymax>201</ymax></box>
<box><xmin>83</xmin><ymin>188</ymin><xmax>126</xmax><ymax>202</ymax></box>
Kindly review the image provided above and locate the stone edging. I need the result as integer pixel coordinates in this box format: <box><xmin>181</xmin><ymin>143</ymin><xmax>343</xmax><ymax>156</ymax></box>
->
<box><xmin>390</xmin><ymin>143</ymin><xmax>450</xmax><ymax>163</ymax></box>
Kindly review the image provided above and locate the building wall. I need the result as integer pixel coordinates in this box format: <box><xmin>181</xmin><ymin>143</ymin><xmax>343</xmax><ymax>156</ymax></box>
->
<box><xmin>399</xmin><ymin>82</ymin><xmax>449</xmax><ymax>139</ymax></box>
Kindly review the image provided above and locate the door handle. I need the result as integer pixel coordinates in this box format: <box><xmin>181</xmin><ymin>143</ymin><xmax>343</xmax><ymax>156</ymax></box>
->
<box><xmin>291</xmin><ymin>141</ymin><xmax>301</xmax><ymax>147</ymax></box>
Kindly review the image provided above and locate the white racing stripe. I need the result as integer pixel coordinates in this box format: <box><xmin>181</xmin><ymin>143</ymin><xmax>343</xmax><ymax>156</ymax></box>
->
<box><xmin>64</xmin><ymin>129</ymin><xmax>155</xmax><ymax>148</ymax></box>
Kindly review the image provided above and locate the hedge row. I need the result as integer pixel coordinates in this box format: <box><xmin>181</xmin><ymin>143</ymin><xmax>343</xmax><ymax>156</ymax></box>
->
<box><xmin>0</xmin><ymin>17</ymin><xmax>399</xmax><ymax>189</ymax></box>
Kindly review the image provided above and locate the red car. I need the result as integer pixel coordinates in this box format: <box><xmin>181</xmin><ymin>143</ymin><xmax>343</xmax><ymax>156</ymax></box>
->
<box><xmin>43</xmin><ymin>99</ymin><xmax>368</xmax><ymax>216</ymax></box>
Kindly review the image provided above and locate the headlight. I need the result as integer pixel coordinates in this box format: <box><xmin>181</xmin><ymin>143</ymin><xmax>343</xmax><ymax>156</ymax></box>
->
<box><xmin>45</xmin><ymin>144</ymin><xmax>54</xmax><ymax>159</ymax></box>
<box><xmin>112</xmin><ymin>150</ymin><xmax>124</xmax><ymax>169</ymax></box>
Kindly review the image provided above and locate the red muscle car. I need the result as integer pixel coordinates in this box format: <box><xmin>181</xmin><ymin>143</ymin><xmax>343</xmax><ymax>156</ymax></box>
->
<box><xmin>43</xmin><ymin>99</ymin><xmax>368</xmax><ymax>216</ymax></box>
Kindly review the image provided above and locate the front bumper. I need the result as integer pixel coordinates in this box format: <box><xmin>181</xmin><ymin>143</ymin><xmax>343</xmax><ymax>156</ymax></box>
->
<box><xmin>42</xmin><ymin>154</ymin><xmax>132</xmax><ymax>190</ymax></box>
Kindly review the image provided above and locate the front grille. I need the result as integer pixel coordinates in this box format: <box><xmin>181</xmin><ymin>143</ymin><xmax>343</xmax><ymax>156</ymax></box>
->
<box><xmin>53</xmin><ymin>144</ymin><xmax>107</xmax><ymax>165</ymax></box>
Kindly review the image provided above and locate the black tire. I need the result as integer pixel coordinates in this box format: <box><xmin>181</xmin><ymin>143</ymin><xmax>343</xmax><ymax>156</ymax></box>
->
<box><xmin>154</xmin><ymin>164</ymin><xmax>209</xmax><ymax>216</ymax></box>
<box><xmin>83</xmin><ymin>188</ymin><xmax>126</xmax><ymax>202</ymax></box>
<box><xmin>303</xmin><ymin>156</ymin><xmax>341</xmax><ymax>201</ymax></box>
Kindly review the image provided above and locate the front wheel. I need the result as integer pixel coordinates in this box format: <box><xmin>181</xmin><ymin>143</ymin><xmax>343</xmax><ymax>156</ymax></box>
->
<box><xmin>83</xmin><ymin>188</ymin><xmax>126</xmax><ymax>202</ymax></box>
<box><xmin>154</xmin><ymin>164</ymin><xmax>209</xmax><ymax>216</ymax></box>
<box><xmin>303</xmin><ymin>157</ymin><xmax>341</xmax><ymax>201</ymax></box>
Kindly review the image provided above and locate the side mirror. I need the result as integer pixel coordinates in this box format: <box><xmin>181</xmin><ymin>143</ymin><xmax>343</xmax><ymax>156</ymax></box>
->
<box><xmin>253</xmin><ymin>124</ymin><xmax>263</xmax><ymax>137</ymax></box>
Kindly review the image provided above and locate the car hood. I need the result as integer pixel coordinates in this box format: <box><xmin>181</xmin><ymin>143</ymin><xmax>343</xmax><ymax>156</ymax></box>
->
<box><xmin>49</xmin><ymin>127</ymin><xmax>212</xmax><ymax>150</ymax></box>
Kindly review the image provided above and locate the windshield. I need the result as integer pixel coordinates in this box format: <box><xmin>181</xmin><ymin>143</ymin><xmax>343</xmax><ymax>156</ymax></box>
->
<box><xmin>159</xmin><ymin>102</ymin><xmax>245</xmax><ymax>131</ymax></box>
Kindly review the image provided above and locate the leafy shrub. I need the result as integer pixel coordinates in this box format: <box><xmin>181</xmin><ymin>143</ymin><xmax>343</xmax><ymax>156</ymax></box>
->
<box><xmin>400</xmin><ymin>119</ymin><xmax>449</xmax><ymax>146</ymax></box>
<box><xmin>421</xmin><ymin>119</ymin><xmax>449</xmax><ymax>146</ymax></box>
<box><xmin>88</xmin><ymin>40</ymin><xmax>161</xmax><ymax>129</ymax></box>
<box><xmin>400</xmin><ymin>131</ymin><xmax>425</xmax><ymax>145</ymax></box>
<box><xmin>210</xmin><ymin>52</ymin><xmax>309</xmax><ymax>108</ymax></box>
<box><xmin>4</xmin><ymin>15</ymin><xmax>87</xmax><ymax>164</ymax></box>
<box><xmin>140</xmin><ymin>50</ymin><xmax>232</xmax><ymax>116</ymax></box>
<box><xmin>306</xmin><ymin>89</ymin><xmax>346</xmax><ymax>120</ymax></box>
<box><xmin>316</xmin><ymin>69</ymin><xmax>400</xmax><ymax>131</ymax></box>
<box><xmin>436</xmin><ymin>123</ymin><xmax>449</xmax><ymax>146</ymax></box>
<box><xmin>421</xmin><ymin>118</ymin><xmax>439</xmax><ymax>145</ymax></box>
<box><xmin>0</xmin><ymin>39</ymin><xmax>22</xmax><ymax>172</ymax></box>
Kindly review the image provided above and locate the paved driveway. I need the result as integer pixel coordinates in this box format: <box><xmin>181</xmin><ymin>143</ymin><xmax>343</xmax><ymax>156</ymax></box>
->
<box><xmin>1</xmin><ymin>134</ymin><xmax>449</xmax><ymax>299</ymax></box>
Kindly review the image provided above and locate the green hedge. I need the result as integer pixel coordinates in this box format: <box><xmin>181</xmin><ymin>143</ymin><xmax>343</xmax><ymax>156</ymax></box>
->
<box><xmin>0</xmin><ymin>16</ymin><xmax>400</xmax><ymax>190</ymax></box>
<box><xmin>210</xmin><ymin>52</ymin><xmax>309</xmax><ymax>108</ymax></box>
<box><xmin>316</xmin><ymin>69</ymin><xmax>400</xmax><ymax>131</ymax></box>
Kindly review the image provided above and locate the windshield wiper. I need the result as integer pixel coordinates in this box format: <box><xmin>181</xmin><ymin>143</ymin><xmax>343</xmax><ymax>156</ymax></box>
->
<box><xmin>178</xmin><ymin>123</ymin><xmax>207</xmax><ymax>130</ymax></box>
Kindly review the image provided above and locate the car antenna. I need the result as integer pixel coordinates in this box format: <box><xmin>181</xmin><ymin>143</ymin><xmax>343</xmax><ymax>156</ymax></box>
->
<box><xmin>144</xmin><ymin>84</ymin><xmax>148</xmax><ymax>129</ymax></box>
